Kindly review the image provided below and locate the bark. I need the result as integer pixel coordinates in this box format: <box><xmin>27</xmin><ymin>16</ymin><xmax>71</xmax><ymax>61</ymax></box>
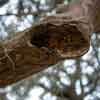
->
<box><xmin>0</xmin><ymin>0</ymin><xmax>100</xmax><ymax>86</ymax></box>
<box><xmin>80</xmin><ymin>0</ymin><xmax>100</xmax><ymax>33</ymax></box>
<box><xmin>0</xmin><ymin>25</ymin><xmax>61</xmax><ymax>87</ymax></box>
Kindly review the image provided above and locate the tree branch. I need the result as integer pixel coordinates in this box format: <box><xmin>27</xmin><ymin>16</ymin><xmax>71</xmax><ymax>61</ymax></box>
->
<box><xmin>0</xmin><ymin>0</ymin><xmax>100</xmax><ymax>86</ymax></box>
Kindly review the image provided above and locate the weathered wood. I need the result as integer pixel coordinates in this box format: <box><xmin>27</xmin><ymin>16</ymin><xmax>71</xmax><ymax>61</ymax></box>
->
<box><xmin>0</xmin><ymin>0</ymin><xmax>100</xmax><ymax>86</ymax></box>
<box><xmin>80</xmin><ymin>0</ymin><xmax>100</xmax><ymax>33</ymax></box>
<box><xmin>0</xmin><ymin>25</ymin><xmax>62</xmax><ymax>87</ymax></box>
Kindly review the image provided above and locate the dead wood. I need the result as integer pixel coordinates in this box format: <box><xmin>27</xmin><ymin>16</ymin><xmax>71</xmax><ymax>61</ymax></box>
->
<box><xmin>0</xmin><ymin>0</ymin><xmax>99</xmax><ymax>86</ymax></box>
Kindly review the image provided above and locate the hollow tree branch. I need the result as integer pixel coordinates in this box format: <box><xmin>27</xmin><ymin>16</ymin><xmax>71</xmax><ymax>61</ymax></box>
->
<box><xmin>0</xmin><ymin>0</ymin><xmax>100</xmax><ymax>86</ymax></box>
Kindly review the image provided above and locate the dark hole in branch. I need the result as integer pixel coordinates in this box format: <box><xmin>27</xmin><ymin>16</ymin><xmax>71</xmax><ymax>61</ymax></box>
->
<box><xmin>31</xmin><ymin>32</ymin><xmax>49</xmax><ymax>48</ymax></box>
<box><xmin>30</xmin><ymin>24</ymin><xmax>89</xmax><ymax>56</ymax></box>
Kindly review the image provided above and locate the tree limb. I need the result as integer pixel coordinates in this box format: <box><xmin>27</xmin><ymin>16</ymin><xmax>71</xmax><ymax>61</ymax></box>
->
<box><xmin>0</xmin><ymin>0</ymin><xmax>100</xmax><ymax>86</ymax></box>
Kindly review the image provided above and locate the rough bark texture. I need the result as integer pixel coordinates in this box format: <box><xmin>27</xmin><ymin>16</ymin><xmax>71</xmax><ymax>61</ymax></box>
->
<box><xmin>0</xmin><ymin>0</ymin><xmax>99</xmax><ymax>86</ymax></box>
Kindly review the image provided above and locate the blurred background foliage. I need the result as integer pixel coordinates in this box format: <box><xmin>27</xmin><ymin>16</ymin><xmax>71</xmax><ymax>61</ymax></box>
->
<box><xmin>0</xmin><ymin>0</ymin><xmax>100</xmax><ymax>100</ymax></box>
